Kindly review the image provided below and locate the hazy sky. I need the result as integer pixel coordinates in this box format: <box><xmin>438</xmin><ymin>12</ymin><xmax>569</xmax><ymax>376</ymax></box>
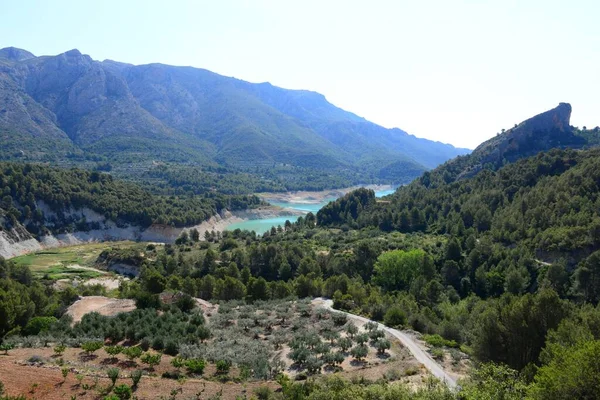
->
<box><xmin>1</xmin><ymin>0</ymin><xmax>598</xmax><ymax>149</ymax></box>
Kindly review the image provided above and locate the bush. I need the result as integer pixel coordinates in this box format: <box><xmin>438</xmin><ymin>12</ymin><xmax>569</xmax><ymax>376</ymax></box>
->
<box><xmin>112</xmin><ymin>384</ymin><xmax>132</xmax><ymax>400</ymax></box>
<box><xmin>215</xmin><ymin>359</ymin><xmax>231</xmax><ymax>375</ymax></box>
<box><xmin>139</xmin><ymin>338</ymin><xmax>150</xmax><ymax>351</ymax></box>
<box><xmin>122</xmin><ymin>346</ymin><xmax>142</xmax><ymax>361</ymax></box>
<box><xmin>164</xmin><ymin>340</ymin><xmax>179</xmax><ymax>356</ymax></box>
<box><xmin>423</xmin><ymin>334</ymin><xmax>458</xmax><ymax>348</ymax></box>
<box><xmin>332</xmin><ymin>313</ymin><xmax>347</xmax><ymax>326</ymax></box>
<box><xmin>151</xmin><ymin>336</ymin><xmax>164</xmax><ymax>351</ymax></box>
<box><xmin>161</xmin><ymin>370</ymin><xmax>183</xmax><ymax>380</ymax></box>
<box><xmin>185</xmin><ymin>358</ymin><xmax>206</xmax><ymax>375</ymax></box>
<box><xmin>27</xmin><ymin>355</ymin><xmax>44</xmax><ymax>364</ymax></box>
<box><xmin>23</xmin><ymin>316</ymin><xmax>58</xmax><ymax>336</ymax></box>
<box><xmin>196</xmin><ymin>326</ymin><xmax>211</xmax><ymax>342</ymax></box>
<box><xmin>53</xmin><ymin>344</ymin><xmax>66</xmax><ymax>356</ymax></box>
<box><xmin>254</xmin><ymin>386</ymin><xmax>274</xmax><ymax>400</ymax></box>
<box><xmin>81</xmin><ymin>341</ymin><xmax>104</xmax><ymax>355</ymax></box>
<box><xmin>383</xmin><ymin>306</ymin><xmax>407</xmax><ymax>327</ymax></box>
<box><xmin>0</xmin><ymin>344</ymin><xmax>13</xmax><ymax>355</ymax></box>
<box><xmin>105</xmin><ymin>345</ymin><xmax>123</xmax><ymax>358</ymax></box>
<box><xmin>140</xmin><ymin>352</ymin><xmax>161</xmax><ymax>369</ymax></box>
<box><xmin>0</xmin><ymin>380</ymin><xmax>4</xmax><ymax>396</ymax></box>
<box><xmin>384</xmin><ymin>368</ymin><xmax>402</xmax><ymax>381</ymax></box>
<box><xmin>171</xmin><ymin>356</ymin><xmax>185</xmax><ymax>369</ymax></box>
<box><xmin>431</xmin><ymin>348</ymin><xmax>445</xmax><ymax>360</ymax></box>
<box><xmin>107</xmin><ymin>368</ymin><xmax>120</xmax><ymax>386</ymax></box>
<box><xmin>175</xmin><ymin>294</ymin><xmax>196</xmax><ymax>312</ymax></box>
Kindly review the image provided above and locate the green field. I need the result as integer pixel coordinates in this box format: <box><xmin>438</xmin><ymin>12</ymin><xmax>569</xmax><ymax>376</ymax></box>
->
<box><xmin>11</xmin><ymin>241</ymin><xmax>140</xmax><ymax>279</ymax></box>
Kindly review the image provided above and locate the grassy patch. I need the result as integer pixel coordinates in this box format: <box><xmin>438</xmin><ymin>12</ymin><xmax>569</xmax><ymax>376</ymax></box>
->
<box><xmin>11</xmin><ymin>241</ymin><xmax>140</xmax><ymax>279</ymax></box>
<box><xmin>40</xmin><ymin>265</ymin><xmax>103</xmax><ymax>280</ymax></box>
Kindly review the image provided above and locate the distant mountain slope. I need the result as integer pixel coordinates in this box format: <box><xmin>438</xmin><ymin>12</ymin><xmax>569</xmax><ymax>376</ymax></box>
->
<box><xmin>0</xmin><ymin>47</ymin><xmax>469</xmax><ymax>187</ymax></box>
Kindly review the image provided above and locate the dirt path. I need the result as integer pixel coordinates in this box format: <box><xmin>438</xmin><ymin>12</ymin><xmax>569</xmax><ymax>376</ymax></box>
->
<box><xmin>313</xmin><ymin>298</ymin><xmax>458</xmax><ymax>389</ymax></box>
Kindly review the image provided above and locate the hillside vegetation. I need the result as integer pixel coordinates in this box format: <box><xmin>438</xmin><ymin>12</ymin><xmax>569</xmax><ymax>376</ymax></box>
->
<box><xmin>0</xmin><ymin>162</ymin><xmax>261</xmax><ymax>234</ymax></box>
<box><xmin>2</xmin><ymin>99</ymin><xmax>600</xmax><ymax>398</ymax></box>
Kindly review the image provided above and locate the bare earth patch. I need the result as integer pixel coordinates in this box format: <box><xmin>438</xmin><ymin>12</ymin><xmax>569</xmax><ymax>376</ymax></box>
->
<box><xmin>0</xmin><ymin>348</ymin><xmax>277</xmax><ymax>400</ymax></box>
<box><xmin>66</xmin><ymin>296</ymin><xmax>136</xmax><ymax>323</ymax></box>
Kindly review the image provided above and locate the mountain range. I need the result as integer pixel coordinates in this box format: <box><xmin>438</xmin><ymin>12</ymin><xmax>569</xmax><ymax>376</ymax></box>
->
<box><xmin>0</xmin><ymin>47</ymin><xmax>469</xmax><ymax>185</ymax></box>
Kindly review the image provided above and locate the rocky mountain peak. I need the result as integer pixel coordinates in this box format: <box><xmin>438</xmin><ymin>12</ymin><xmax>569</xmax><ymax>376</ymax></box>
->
<box><xmin>0</xmin><ymin>47</ymin><xmax>35</xmax><ymax>61</ymax></box>
<box><xmin>454</xmin><ymin>103</ymin><xmax>584</xmax><ymax>180</ymax></box>
<box><xmin>521</xmin><ymin>102</ymin><xmax>571</xmax><ymax>133</ymax></box>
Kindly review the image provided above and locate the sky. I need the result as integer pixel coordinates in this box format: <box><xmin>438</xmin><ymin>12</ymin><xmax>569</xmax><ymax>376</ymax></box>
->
<box><xmin>1</xmin><ymin>0</ymin><xmax>598</xmax><ymax>149</ymax></box>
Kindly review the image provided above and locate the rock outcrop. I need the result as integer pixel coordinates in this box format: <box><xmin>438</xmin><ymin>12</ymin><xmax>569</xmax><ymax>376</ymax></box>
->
<box><xmin>455</xmin><ymin>103</ymin><xmax>584</xmax><ymax>180</ymax></box>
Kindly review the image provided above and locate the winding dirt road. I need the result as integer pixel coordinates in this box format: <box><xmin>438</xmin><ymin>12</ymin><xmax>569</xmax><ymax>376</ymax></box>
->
<box><xmin>314</xmin><ymin>298</ymin><xmax>458</xmax><ymax>389</ymax></box>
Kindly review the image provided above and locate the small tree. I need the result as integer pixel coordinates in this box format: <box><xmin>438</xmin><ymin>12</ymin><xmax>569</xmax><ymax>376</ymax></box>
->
<box><xmin>369</xmin><ymin>329</ymin><xmax>385</xmax><ymax>341</ymax></box>
<box><xmin>289</xmin><ymin>347</ymin><xmax>310</xmax><ymax>365</ymax></box>
<box><xmin>346</xmin><ymin>323</ymin><xmax>358</xmax><ymax>338</ymax></box>
<box><xmin>375</xmin><ymin>338</ymin><xmax>391</xmax><ymax>355</ymax></box>
<box><xmin>337</xmin><ymin>337</ymin><xmax>353</xmax><ymax>352</ymax></box>
<box><xmin>364</xmin><ymin>322</ymin><xmax>378</xmax><ymax>331</ymax></box>
<box><xmin>54</xmin><ymin>344</ymin><xmax>66</xmax><ymax>356</ymax></box>
<box><xmin>305</xmin><ymin>355</ymin><xmax>323</xmax><ymax>374</ymax></box>
<box><xmin>355</xmin><ymin>333</ymin><xmax>369</xmax><ymax>345</ymax></box>
<box><xmin>215</xmin><ymin>359</ymin><xmax>231</xmax><ymax>375</ymax></box>
<box><xmin>322</xmin><ymin>330</ymin><xmax>340</xmax><ymax>345</ymax></box>
<box><xmin>351</xmin><ymin>344</ymin><xmax>369</xmax><ymax>361</ymax></box>
<box><xmin>61</xmin><ymin>367</ymin><xmax>69</xmax><ymax>383</ymax></box>
<box><xmin>0</xmin><ymin>344</ymin><xmax>13</xmax><ymax>356</ymax></box>
<box><xmin>130</xmin><ymin>370</ymin><xmax>143</xmax><ymax>389</ymax></box>
<box><xmin>107</xmin><ymin>368</ymin><xmax>120</xmax><ymax>386</ymax></box>
<box><xmin>81</xmin><ymin>341</ymin><xmax>103</xmax><ymax>356</ymax></box>
<box><xmin>185</xmin><ymin>358</ymin><xmax>206</xmax><ymax>375</ymax></box>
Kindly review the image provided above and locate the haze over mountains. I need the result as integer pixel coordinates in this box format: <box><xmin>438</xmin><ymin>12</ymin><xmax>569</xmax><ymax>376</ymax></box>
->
<box><xmin>0</xmin><ymin>47</ymin><xmax>469</xmax><ymax>184</ymax></box>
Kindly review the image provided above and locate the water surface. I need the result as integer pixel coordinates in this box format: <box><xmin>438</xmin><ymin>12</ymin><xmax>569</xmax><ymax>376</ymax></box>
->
<box><xmin>226</xmin><ymin>188</ymin><xmax>395</xmax><ymax>234</ymax></box>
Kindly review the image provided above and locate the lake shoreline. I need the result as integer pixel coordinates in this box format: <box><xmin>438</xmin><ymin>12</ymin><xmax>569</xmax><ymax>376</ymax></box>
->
<box><xmin>221</xmin><ymin>185</ymin><xmax>397</xmax><ymax>234</ymax></box>
<box><xmin>258</xmin><ymin>184</ymin><xmax>394</xmax><ymax>205</ymax></box>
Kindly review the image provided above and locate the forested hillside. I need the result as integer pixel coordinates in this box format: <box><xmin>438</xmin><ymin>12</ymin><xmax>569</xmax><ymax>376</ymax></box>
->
<box><xmin>0</xmin><ymin>162</ymin><xmax>261</xmax><ymax>235</ymax></box>
<box><xmin>319</xmin><ymin>148</ymin><xmax>600</xmax><ymax>264</ymax></box>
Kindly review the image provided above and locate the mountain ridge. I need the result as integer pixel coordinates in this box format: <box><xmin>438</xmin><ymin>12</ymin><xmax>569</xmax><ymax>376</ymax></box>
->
<box><xmin>0</xmin><ymin>46</ymin><xmax>470</xmax><ymax>187</ymax></box>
